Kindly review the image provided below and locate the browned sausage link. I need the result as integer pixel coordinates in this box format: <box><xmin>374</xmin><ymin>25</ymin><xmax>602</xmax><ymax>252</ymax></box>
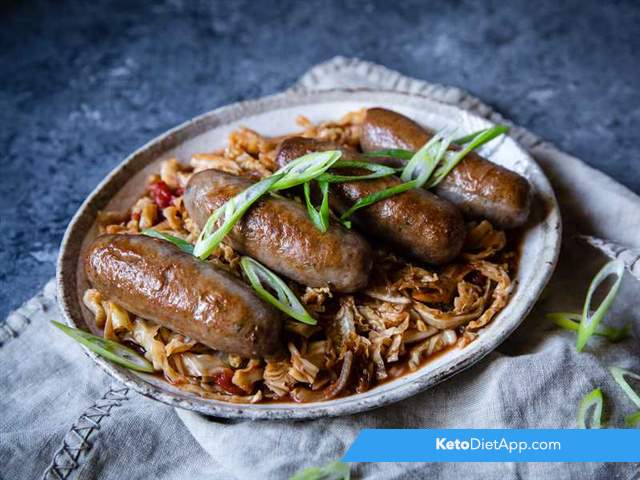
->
<box><xmin>184</xmin><ymin>170</ymin><xmax>372</xmax><ymax>292</ymax></box>
<box><xmin>85</xmin><ymin>234</ymin><xmax>283</xmax><ymax>358</ymax></box>
<box><xmin>275</xmin><ymin>137</ymin><xmax>466</xmax><ymax>265</ymax></box>
<box><xmin>360</xmin><ymin>108</ymin><xmax>532</xmax><ymax>229</ymax></box>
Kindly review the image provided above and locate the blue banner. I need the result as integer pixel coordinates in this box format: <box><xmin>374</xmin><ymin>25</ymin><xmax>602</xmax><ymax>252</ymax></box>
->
<box><xmin>343</xmin><ymin>429</ymin><xmax>640</xmax><ymax>462</ymax></box>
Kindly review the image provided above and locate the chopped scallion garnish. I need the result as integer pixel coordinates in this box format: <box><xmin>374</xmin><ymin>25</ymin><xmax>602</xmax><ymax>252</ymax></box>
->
<box><xmin>193</xmin><ymin>173</ymin><xmax>285</xmax><ymax>260</ymax></box>
<box><xmin>453</xmin><ymin>127</ymin><xmax>494</xmax><ymax>145</ymax></box>
<box><xmin>339</xmin><ymin>125</ymin><xmax>509</xmax><ymax>222</ymax></box>
<box><xmin>625</xmin><ymin>411</ymin><xmax>640</xmax><ymax>427</ymax></box>
<box><xmin>362</xmin><ymin>148</ymin><xmax>414</xmax><ymax>160</ymax></box>
<box><xmin>610</xmin><ymin>367</ymin><xmax>640</xmax><ymax>410</ymax></box>
<box><xmin>304</xmin><ymin>180</ymin><xmax>330</xmax><ymax>232</ymax></box>
<box><xmin>576</xmin><ymin>260</ymin><xmax>625</xmax><ymax>352</ymax></box>
<box><xmin>577</xmin><ymin>388</ymin><xmax>604</xmax><ymax>429</ymax></box>
<box><xmin>339</xmin><ymin>180</ymin><xmax>417</xmax><ymax>224</ymax></box>
<box><xmin>51</xmin><ymin>320</ymin><xmax>154</xmax><ymax>373</ymax></box>
<box><xmin>142</xmin><ymin>228</ymin><xmax>194</xmax><ymax>255</ymax></box>
<box><xmin>425</xmin><ymin>124</ymin><xmax>509</xmax><ymax>188</ymax></box>
<box><xmin>318</xmin><ymin>160</ymin><xmax>397</xmax><ymax>183</ymax></box>
<box><xmin>289</xmin><ymin>461</ymin><xmax>350</xmax><ymax>480</ymax></box>
<box><xmin>272</xmin><ymin>151</ymin><xmax>342</xmax><ymax>191</ymax></box>
<box><xmin>240</xmin><ymin>256</ymin><xmax>316</xmax><ymax>325</ymax></box>
<box><xmin>400</xmin><ymin>131</ymin><xmax>451</xmax><ymax>187</ymax></box>
<box><xmin>547</xmin><ymin>312</ymin><xmax>630</xmax><ymax>342</ymax></box>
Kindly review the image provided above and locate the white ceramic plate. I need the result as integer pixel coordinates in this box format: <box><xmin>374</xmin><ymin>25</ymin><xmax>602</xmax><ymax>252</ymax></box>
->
<box><xmin>57</xmin><ymin>89</ymin><xmax>561</xmax><ymax>419</ymax></box>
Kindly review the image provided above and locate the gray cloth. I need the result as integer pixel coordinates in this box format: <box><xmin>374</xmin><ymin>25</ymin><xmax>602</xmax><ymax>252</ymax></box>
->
<box><xmin>1</xmin><ymin>57</ymin><xmax>639</xmax><ymax>480</ymax></box>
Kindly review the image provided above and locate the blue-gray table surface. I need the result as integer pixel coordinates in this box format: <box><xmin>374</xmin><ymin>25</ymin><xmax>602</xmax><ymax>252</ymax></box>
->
<box><xmin>1</xmin><ymin>0</ymin><xmax>638</xmax><ymax>321</ymax></box>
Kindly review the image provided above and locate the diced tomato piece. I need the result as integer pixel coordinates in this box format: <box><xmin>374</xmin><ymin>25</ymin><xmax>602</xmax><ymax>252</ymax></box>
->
<box><xmin>149</xmin><ymin>181</ymin><xmax>173</xmax><ymax>209</ymax></box>
<box><xmin>212</xmin><ymin>369</ymin><xmax>246</xmax><ymax>396</ymax></box>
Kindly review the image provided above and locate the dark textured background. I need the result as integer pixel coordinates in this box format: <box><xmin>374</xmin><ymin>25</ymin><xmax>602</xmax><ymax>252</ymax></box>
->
<box><xmin>1</xmin><ymin>0</ymin><xmax>638</xmax><ymax>321</ymax></box>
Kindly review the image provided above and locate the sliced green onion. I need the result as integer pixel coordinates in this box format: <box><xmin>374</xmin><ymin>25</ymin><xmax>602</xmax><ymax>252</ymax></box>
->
<box><xmin>610</xmin><ymin>366</ymin><xmax>640</xmax><ymax>409</ymax></box>
<box><xmin>317</xmin><ymin>160</ymin><xmax>397</xmax><ymax>183</ymax></box>
<box><xmin>362</xmin><ymin>148</ymin><xmax>414</xmax><ymax>160</ymax></box>
<box><xmin>400</xmin><ymin>132</ymin><xmax>451</xmax><ymax>187</ymax></box>
<box><xmin>625</xmin><ymin>411</ymin><xmax>640</xmax><ymax>427</ymax></box>
<box><xmin>142</xmin><ymin>228</ymin><xmax>194</xmax><ymax>255</ymax></box>
<box><xmin>51</xmin><ymin>320</ymin><xmax>154</xmax><ymax>373</ymax></box>
<box><xmin>193</xmin><ymin>173</ymin><xmax>284</xmax><ymax>260</ymax></box>
<box><xmin>290</xmin><ymin>461</ymin><xmax>350</xmax><ymax>480</ymax></box>
<box><xmin>576</xmin><ymin>260</ymin><xmax>625</xmax><ymax>352</ymax></box>
<box><xmin>339</xmin><ymin>180</ymin><xmax>417</xmax><ymax>223</ymax></box>
<box><xmin>240</xmin><ymin>256</ymin><xmax>316</xmax><ymax>325</ymax></box>
<box><xmin>272</xmin><ymin>151</ymin><xmax>342</xmax><ymax>191</ymax></box>
<box><xmin>425</xmin><ymin>124</ymin><xmax>510</xmax><ymax>188</ymax></box>
<box><xmin>304</xmin><ymin>180</ymin><xmax>330</xmax><ymax>232</ymax></box>
<box><xmin>453</xmin><ymin>128</ymin><xmax>492</xmax><ymax>145</ymax></box>
<box><xmin>547</xmin><ymin>312</ymin><xmax>630</xmax><ymax>342</ymax></box>
<box><xmin>577</xmin><ymin>388</ymin><xmax>604</xmax><ymax>429</ymax></box>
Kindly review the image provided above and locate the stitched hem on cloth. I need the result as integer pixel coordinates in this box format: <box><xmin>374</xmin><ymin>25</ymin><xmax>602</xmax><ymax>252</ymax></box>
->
<box><xmin>0</xmin><ymin>280</ymin><xmax>56</xmax><ymax>347</ymax></box>
<box><xmin>43</xmin><ymin>385</ymin><xmax>130</xmax><ymax>480</ymax></box>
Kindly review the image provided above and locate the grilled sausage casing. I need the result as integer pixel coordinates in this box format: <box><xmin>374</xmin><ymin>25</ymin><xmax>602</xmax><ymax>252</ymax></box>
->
<box><xmin>360</xmin><ymin>107</ymin><xmax>532</xmax><ymax>228</ymax></box>
<box><xmin>275</xmin><ymin>137</ymin><xmax>466</xmax><ymax>265</ymax></box>
<box><xmin>184</xmin><ymin>169</ymin><xmax>372</xmax><ymax>292</ymax></box>
<box><xmin>85</xmin><ymin>234</ymin><xmax>283</xmax><ymax>358</ymax></box>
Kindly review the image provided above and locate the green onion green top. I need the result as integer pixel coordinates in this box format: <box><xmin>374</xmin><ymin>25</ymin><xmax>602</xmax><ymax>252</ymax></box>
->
<box><xmin>577</xmin><ymin>388</ymin><xmax>604</xmax><ymax>429</ymax></box>
<box><xmin>240</xmin><ymin>256</ymin><xmax>316</xmax><ymax>325</ymax></box>
<box><xmin>289</xmin><ymin>461</ymin><xmax>350</xmax><ymax>480</ymax></box>
<box><xmin>51</xmin><ymin>320</ymin><xmax>154</xmax><ymax>373</ymax></box>
<box><xmin>142</xmin><ymin>228</ymin><xmax>194</xmax><ymax>255</ymax></box>
<box><xmin>576</xmin><ymin>260</ymin><xmax>625</xmax><ymax>351</ymax></box>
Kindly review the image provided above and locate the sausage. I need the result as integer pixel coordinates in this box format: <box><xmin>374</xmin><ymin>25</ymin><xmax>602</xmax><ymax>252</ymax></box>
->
<box><xmin>84</xmin><ymin>234</ymin><xmax>283</xmax><ymax>358</ymax></box>
<box><xmin>275</xmin><ymin>137</ymin><xmax>466</xmax><ymax>265</ymax></box>
<box><xmin>360</xmin><ymin>107</ymin><xmax>532</xmax><ymax>229</ymax></box>
<box><xmin>184</xmin><ymin>170</ymin><xmax>372</xmax><ymax>292</ymax></box>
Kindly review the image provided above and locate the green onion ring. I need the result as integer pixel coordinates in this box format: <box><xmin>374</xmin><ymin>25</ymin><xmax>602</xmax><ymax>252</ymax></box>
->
<box><xmin>339</xmin><ymin>180</ymin><xmax>417</xmax><ymax>224</ymax></box>
<box><xmin>577</xmin><ymin>388</ymin><xmax>604</xmax><ymax>429</ymax></box>
<box><xmin>51</xmin><ymin>320</ymin><xmax>154</xmax><ymax>373</ymax></box>
<box><xmin>401</xmin><ymin>132</ymin><xmax>451</xmax><ymax>187</ymax></box>
<box><xmin>290</xmin><ymin>461</ymin><xmax>351</xmax><ymax>480</ymax></box>
<box><xmin>362</xmin><ymin>148</ymin><xmax>414</xmax><ymax>160</ymax></box>
<box><xmin>610</xmin><ymin>366</ymin><xmax>640</xmax><ymax>409</ymax></box>
<box><xmin>142</xmin><ymin>228</ymin><xmax>194</xmax><ymax>255</ymax></box>
<box><xmin>453</xmin><ymin>128</ymin><xmax>493</xmax><ymax>145</ymax></box>
<box><xmin>576</xmin><ymin>260</ymin><xmax>625</xmax><ymax>351</ymax></box>
<box><xmin>425</xmin><ymin>124</ymin><xmax>510</xmax><ymax>188</ymax></box>
<box><xmin>193</xmin><ymin>173</ymin><xmax>284</xmax><ymax>260</ymax></box>
<box><xmin>272</xmin><ymin>151</ymin><xmax>342</xmax><ymax>191</ymax></box>
<box><xmin>625</xmin><ymin>411</ymin><xmax>640</xmax><ymax>427</ymax></box>
<box><xmin>240</xmin><ymin>256</ymin><xmax>316</xmax><ymax>325</ymax></box>
<box><xmin>547</xmin><ymin>312</ymin><xmax>630</xmax><ymax>342</ymax></box>
<box><xmin>304</xmin><ymin>180</ymin><xmax>330</xmax><ymax>232</ymax></box>
<box><xmin>317</xmin><ymin>160</ymin><xmax>397</xmax><ymax>183</ymax></box>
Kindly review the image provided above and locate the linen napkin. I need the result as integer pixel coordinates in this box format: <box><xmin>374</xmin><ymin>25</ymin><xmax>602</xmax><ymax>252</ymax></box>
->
<box><xmin>1</xmin><ymin>57</ymin><xmax>639</xmax><ymax>480</ymax></box>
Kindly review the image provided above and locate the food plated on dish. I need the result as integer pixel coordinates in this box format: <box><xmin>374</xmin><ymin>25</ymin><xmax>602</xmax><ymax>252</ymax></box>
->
<box><xmin>57</xmin><ymin>90</ymin><xmax>560</xmax><ymax>418</ymax></box>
